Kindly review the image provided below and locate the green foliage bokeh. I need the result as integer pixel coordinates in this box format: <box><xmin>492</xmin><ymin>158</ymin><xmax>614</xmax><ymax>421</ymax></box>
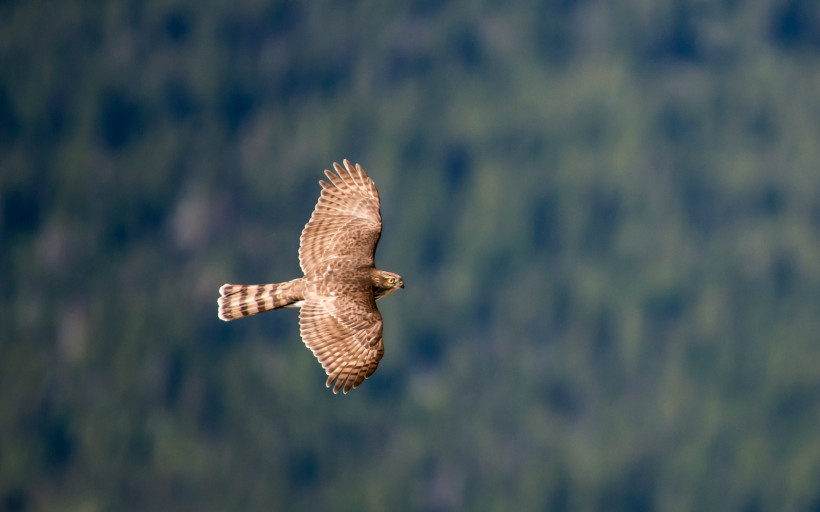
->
<box><xmin>2</xmin><ymin>1</ymin><xmax>820</xmax><ymax>510</ymax></box>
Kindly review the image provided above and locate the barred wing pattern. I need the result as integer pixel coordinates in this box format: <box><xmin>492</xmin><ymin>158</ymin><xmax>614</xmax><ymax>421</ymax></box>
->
<box><xmin>298</xmin><ymin>160</ymin><xmax>382</xmax><ymax>274</ymax></box>
<box><xmin>298</xmin><ymin>161</ymin><xmax>388</xmax><ymax>393</ymax></box>
<box><xmin>299</xmin><ymin>297</ymin><xmax>384</xmax><ymax>394</ymax></box>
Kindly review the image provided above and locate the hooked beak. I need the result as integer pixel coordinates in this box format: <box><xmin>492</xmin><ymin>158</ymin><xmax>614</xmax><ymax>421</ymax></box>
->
<box><xmin>399</xmin><ymin>279</ymin><xmax>404</xmax><ymax>288</ymax></box>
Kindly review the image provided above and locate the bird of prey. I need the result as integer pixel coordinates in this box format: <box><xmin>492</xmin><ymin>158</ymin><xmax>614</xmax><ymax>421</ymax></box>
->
<box><xmin>217</xmin><ymin>160</ymin><xmax>404</xmax><ymax>394</ymax></box>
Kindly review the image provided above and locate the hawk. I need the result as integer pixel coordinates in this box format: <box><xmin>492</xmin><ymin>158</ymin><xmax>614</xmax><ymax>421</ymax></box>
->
<box><xmin>217</xmin><ymin>160</ymin><xmax>404</xmax><ymax>394</ymax></box>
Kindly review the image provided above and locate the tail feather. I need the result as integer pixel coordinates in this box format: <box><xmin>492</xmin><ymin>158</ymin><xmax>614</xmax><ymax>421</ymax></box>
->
<box><xmin>218</xmin><ymin>279</ymin><xmax>305</xmax><ymax>321</ymax></box>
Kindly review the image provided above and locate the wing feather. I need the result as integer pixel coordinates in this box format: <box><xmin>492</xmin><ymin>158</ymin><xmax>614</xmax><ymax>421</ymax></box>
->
<box><xmin>299</xmin><ymin>160</ymin><xmax>382</xmax><ymax>275</ymax></box>
<box><xmin>299</xmin><ymin>296</ymin><xmax>384</xmax><ymax>394</ymax></box>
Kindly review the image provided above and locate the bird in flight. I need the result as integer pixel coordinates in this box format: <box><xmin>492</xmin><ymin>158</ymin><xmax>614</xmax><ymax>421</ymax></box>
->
<box><xmin>218</xmin><ymin>160</ymin><xmax>404</xmax><ymax>394</ymax></box>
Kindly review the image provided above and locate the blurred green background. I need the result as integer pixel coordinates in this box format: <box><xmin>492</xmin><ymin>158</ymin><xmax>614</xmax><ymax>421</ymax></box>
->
<box><xmin>2</xmin><ymin>0</ymin><xmax>820</xmax><ymax>510</ymax></box>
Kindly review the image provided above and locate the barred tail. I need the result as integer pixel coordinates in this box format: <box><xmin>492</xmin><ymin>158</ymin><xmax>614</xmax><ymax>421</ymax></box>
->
<box><xmin>217</xmin><ymin>279</ymin><xmax>305</xmax><ymax>321</ymax></box>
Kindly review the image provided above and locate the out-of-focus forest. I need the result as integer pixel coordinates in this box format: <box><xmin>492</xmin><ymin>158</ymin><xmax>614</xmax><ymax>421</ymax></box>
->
<box><xmin>2</xmin><ymin>0</ymin><xmax>820</xmax><ymax>510</ymax></box>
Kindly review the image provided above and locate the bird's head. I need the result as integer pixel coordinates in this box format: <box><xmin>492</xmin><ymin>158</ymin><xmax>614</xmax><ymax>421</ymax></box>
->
<box><xmin>373</xmin><ymin>271</ymin><xmax>404</xmax><ymax>300</ymax></box>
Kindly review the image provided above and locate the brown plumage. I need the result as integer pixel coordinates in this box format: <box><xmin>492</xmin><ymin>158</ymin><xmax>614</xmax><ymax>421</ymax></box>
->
<box><xmin>217</xmin><ymin>160</ymin><xmax>404</xmax><ymax>394</ymax></box>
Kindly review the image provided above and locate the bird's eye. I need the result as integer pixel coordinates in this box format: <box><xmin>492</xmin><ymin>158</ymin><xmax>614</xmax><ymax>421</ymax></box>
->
<box><xmin>388</xmin><ymin>277</ymin><xmax>395</xmax><ymax>284</ymax></box>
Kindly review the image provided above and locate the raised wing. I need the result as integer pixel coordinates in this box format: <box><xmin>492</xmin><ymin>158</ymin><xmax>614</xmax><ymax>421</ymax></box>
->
<box><xmin>299</xmin><ymin>160</ymin><xmax>382</xmax><ymax>275</ymax></box>
<box><xmin>298</xmin><ymin>296</ymin><xmax>384</xmax><ymax>394</ymax></box>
